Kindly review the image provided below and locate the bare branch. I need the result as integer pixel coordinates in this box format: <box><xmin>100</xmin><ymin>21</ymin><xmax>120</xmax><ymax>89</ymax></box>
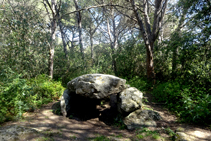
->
<box><xmin>135</xmin><ymin>4</ymin><xmax>144</xmax><ymax>13</ymax></box>
<box><xmin>58</xmin><ymin>0</ymin><xmax>62</xmax><ymax>13</ymax></box>
<box><xmin>161</xmin><ymin>0</ymin><xmax>168</xmax><ymax>21</ymax></box>
<box><xmin>143</xmin><ymin>0</ymin><xmax>152</xmax><ymax>39</ymax></box>
<box><xmin>107</xmin><ymin>18</ymin><xmax>113</xmax><ymax>42</ymax></box>
<box><xmin>131</xmin><ymin>0</ymin><xmax>149</xmax><ymax>46</ymax></box>
<box><xmin>148</xmin><ymin>0</ymin><xmax>155</xmax><ymax>6</ymax></box>
<box><xmin>88</xmin><ymin>9</ymin><xmax>104</xmax><ymax>35</ymax></box>
<box><xmin>42</xmin><ymin>1</ymin><xmax>51</xmax><ymax>20</ymax></box>
<box><xmin>113</xmin><ymin>6</ymin><xmax>137</xmax><ymax>22</ymax></box>
<box><xmin>43</xmin><ymin>0</ymin><xmax>55</xmax><ymax>16</ymax></box>
<box><xmin>60</xmin><ymin>4</ymin><xmax>133</xmax><ymax>20</ymax></box>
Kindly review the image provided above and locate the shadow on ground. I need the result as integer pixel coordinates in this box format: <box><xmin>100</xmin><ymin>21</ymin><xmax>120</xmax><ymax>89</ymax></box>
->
<box><xmin>51</xmin><ymin>100</ymin><xmax>120</xmax><ymax>126</ymax></box>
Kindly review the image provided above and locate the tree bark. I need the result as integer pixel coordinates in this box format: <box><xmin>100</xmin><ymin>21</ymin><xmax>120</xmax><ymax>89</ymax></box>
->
<box><xmin>74</xmin><ymin>0</ymin><xmax>84</xmax><ymax>61</ymax></box>
<box><xmin>130</xmin><ymin>0</ymin><xmax>168</xmax><ymax>82</ymax></box>
<box><xmin>130</xmin><ymin>0</ymin><xmax>155</xmax><ymax>81</ymax></box>
<box><xmin>48</xmin><ymin>0</ymin><xmax>57</xmax><ymax>79</ymax></box>
<box><xmin>87</xmin><ymin>9</ymin><xmax>104</xmax><ymax>66</ymax></box>
<box><xmin>58</xmin><ymin>20</ymin><xmax>68</xmax><ymax>58</ymax></box>
<box><xmin>106</xmin><ymin>8</ymin><xmax>118</xmax><ymax>75</ymax></box>
<box><xmin>90</xmin><ymin>33</ymin><xmax>94</xmax><ymax>65</ymax></box>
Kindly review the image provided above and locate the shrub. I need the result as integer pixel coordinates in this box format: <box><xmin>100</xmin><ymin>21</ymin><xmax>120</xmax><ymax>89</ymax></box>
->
<box><xmin>153</xmin><ymin>81</ymin><xmax>211</xmax><ymax>124</ymax></box>
<box><xmin>0</xmin><ymin>68</ymin><xmax>65</xmax><ymax>123</ymax></box>
<box><xmin>0</xmin><ymin>68</ymin><xmax>31</xmax><ymax>122</ymax></box>
<box><xmin>27</xmin><ymin>74</ymin><xmax>65</xmax><ymax>108</ymax></box>
<box><xmin>127</xmin><ymin>76</ymin><xmax>150</xmax><ymax>91</ymax></box>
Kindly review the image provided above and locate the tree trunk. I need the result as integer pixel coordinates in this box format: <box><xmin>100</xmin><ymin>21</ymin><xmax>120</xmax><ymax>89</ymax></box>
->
<box><xmin>59</xmin><ymin>20</ymin><xmax>68</xmax><ymax>58</ymax></box>
<box><xmin>130</xmin><ymin>0</ymin><xmax>155</xmax><ymax>81</ymax></box>
<box><xmin>107</xmin><ymin>8</ymin><xmax>118</xmax><ymax>75</ymax></box>
<box><xmin>158</xmin><ymin>22</ymin><xmax>164</xmax><ymax>44</ymax></box>
<box><xmin>49</xmin><ymin>0</ymin><xmax>57</xmax><ymax>79</ymax></box>
<box><xmin>146</xmin><ymin>44</ymin><xmax>155</xmax><ymax>81</ymax></box>
<box><xmin>74</xmin><ymin>0</ymin><xmax>84</xmax><ymax>61</ymax></box>
<box><xmin>111</xmin><ymin>42</ymin><xmax>117</xmax><ymax>75</ymax></box>
<box><xmin>130</xmin><ymin>0</ymin><xmax>168</xmax><ymax>82</ymax></box>
<box><xmin>70</xmin><ymin>31</ymin><xmax>76</xmax><ymax>52</ymax></box>
<box><xmin>90</xmin><ymin>33</ymin><xmax>94</xmax><ymax>66</ymax></box>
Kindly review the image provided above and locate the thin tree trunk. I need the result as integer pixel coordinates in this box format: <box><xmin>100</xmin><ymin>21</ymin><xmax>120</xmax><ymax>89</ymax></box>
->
<box><xmin>70</xmin><ymin>31</ymin><xmax>76</xmax><ymax>52</ymax></box>
<box><xmin>112</xmin><ymin>25</ymin><xmax>118</xmax><ymax>75</ymax></box>
<box><xmin>158</xmin><ymin>22</ymin><xmax>164</xmax><ymax>44</ymax></box>
<box><xmin>49</xmin><ymin>27</ymin><xmax>56</xmax><ymax>79</ymax></box>
<box><xmin>49</xmin><ymin>0</ymin><xmax>57</xmax><ymax>79</ymax></box>
<box><xmin>146</xmin><ymin>44</ymin><xmax>155</xmax><ymax>80</ymax></box>
<box><xmin>74</xmin><ymin>0</ymin><xmax>84</xmax><ymax>61</ymax></box>
<box><xmin>90</xmin><ymin>33</ymin><xmax>94</xmax><ymax>66</ymax></box>
<box><xmin>108</xmin><ymin>9</ymin><xmax>118</xmax><ymax>75</ymax></box>
<box><xmin>59</xmin><ymin>20</ymin><xmax>68</xmax><ymax>58</ymax></box>
<box><xmin>110</xmin><ymin>42</ymin><xmax>117</xmax><ymax>75</ymax></box>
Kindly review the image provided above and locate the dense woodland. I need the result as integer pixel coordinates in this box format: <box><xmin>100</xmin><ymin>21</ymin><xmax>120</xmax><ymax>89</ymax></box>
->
<box><xmin>0</xmin><ymin>0</ymin><xmax>210</xmax><ymax>126</ymax></box>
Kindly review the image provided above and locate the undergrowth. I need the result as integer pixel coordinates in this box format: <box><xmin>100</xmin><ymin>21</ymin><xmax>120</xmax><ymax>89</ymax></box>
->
<box><xmin>127</xmin><ymin>76</ymin><xmax>151</xmax><ymax>91</ymax></box>
<box><xmin>0</xmin><ymin>68</ymin><xmax>65</xmax><ymax>123</ymax></box>
<box><xmin>153</xmin><ymin>80</ymin><xmax>211</xmax><ymax>125</ymax></box>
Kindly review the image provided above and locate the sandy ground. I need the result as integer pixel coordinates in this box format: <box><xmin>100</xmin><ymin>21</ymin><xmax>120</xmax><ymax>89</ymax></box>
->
<box><xmin>1</xmin><ymin>93</ymin><xmax>211</xmax><ymax>141</ymax></box>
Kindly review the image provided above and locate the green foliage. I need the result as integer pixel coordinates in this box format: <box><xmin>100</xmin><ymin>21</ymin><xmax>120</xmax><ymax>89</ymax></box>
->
<box><xmin>135</xmin><ymin>128</ymin><xmax>163</xmax><ymax>140</ymax></box>
<box><xmin>0</xmin><ymin>68</ymin><xmax>65</xmax><ymax>123</ymax></box>
<box><xmin>116</xmin><ymin>39</ymin><xmax>146</xmax><ymax>78</ymax></box>
<box><xmin>28</xmin><ymin>74</ymin><xmax>65</xmax><ymax>108</ymax></box>
<box><xmin>165</xmin><ymin>127</ymin><xmax>176</xmax><ymax>140</ymax></box>
<box><xmin>153</xmin><ymin>81</ymin><xmax>211</xmax><ymax>124</ymax></box>
<box><xmin>0</xmin><ymin>0</ymin><xmax>49</xmax><ymax>78</ymax></box>
<box><xmin>127</xmin><ymin>76</ymin><xmax>150</xmax><ymax>91</ymax></box>
<box><xmin>92</xmin><ymin>135</ymin><xmax>110</xmax><ymax>141</ymax></box>
<box><xmin>0</xmin><ymin>67</ymin><xmax>31</xmax><ymax>122</ymax></box>
<box><xmin>113</xmin><ymin>114</ymin><xmax>126</xmax><ymax>130</ymax></box>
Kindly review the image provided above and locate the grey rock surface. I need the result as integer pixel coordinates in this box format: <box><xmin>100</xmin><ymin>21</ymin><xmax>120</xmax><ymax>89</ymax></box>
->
<box><xmin>118</xmin><ymin>87</ymin><xmax>143</xmax><ymax>114</ymax></box>
<box><xmin>67</xmin><ymin>74</ymin><xmax>126</xmax><ymax>99</ymax></box>
<box><xmin>0</xmin><ymin>125</ymin><xmax>39</xmax><ymax>141</ymax></box>
<box><xmin>60</xmin><ymin>89</ymin><xmax>71</xmax><ymax>117</ymax></box>
<box><xmin>123</xmin><ymin>109</ymin><xmax>162</xmax><ymax>130</ymax></box>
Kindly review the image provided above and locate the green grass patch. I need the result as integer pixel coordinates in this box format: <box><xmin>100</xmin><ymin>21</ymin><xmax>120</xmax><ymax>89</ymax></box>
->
<box><xmin>135</xmin><ymin>128</ymin><xmax>163</xmax><ymax>140</ymax></box>
<box><xmin>91</xmin><ymin>135</ymin><xmax>110</xmax><ymax>141</ymax></box>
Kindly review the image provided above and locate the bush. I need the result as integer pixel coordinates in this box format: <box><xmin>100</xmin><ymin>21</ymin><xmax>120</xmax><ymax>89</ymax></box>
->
<box><xmin>152</xmin><ymin>81</ymin><xmax>181</xmax><ymax>104</ymax></box>
<box><xmin>127</xmin><ymin>76</ymin><xmax>150</xmax><ymax>91</ymax></box>
<box><xmin>153</xmin><ymin>81</ymin><xmax>211</xmax><ymax>124</ymax></box>
<box><xmin>0</xmin><ymin>68</ymin><xmax>65</xmax><ymax>123</ymax></box>
<box><xmin>27</xmin><ymin>74</ymin><xmax>65</xmax><ymax>108</ymax></box>
<box><xmin>0</xmin><ymin>68</ymin><xmax>32</xmax><ymax>122</ymax></box>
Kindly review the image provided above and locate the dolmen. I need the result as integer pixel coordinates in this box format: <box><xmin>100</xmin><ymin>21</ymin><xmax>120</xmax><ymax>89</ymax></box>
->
<box><xmin>60</xmin><ymin>74</ymin><xmax>161</xmax><ymax>130</ymax></box>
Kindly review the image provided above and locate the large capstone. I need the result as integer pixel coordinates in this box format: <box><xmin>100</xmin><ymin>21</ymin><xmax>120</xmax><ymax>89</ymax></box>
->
<box><xmin>67</xmin><ymin>74</ymin><xmax>126</xmax><ymax>99</ymax></box>
<box><xmin>123</xmin><ymin>109</ymin><xmax>162</xmax><ymax>130</ymax></box>
<box><xmin>118</xmin><ymin>87</ymin><xmax>143</xmax><ymax>114</ymax></box>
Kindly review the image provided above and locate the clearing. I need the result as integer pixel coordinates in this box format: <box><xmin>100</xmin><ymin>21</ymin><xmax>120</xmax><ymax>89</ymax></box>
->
<box><xmin>1</xmin><ymin>93</ymin><xmax>210</xmax><ymax>141</ymax></box>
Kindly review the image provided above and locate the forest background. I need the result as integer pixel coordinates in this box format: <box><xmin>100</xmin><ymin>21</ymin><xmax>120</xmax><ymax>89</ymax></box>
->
<box><xmin>0</xmin><ymin>0</ymin><xmax>210</xmax><ymax>127</ymax></box>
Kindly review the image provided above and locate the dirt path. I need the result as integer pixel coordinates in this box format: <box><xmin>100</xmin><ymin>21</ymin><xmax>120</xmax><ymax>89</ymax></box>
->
<box><xmin>1</xmin><ymin>93</ymin><xmax>211</xmax><ymax>141</ymax></box>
